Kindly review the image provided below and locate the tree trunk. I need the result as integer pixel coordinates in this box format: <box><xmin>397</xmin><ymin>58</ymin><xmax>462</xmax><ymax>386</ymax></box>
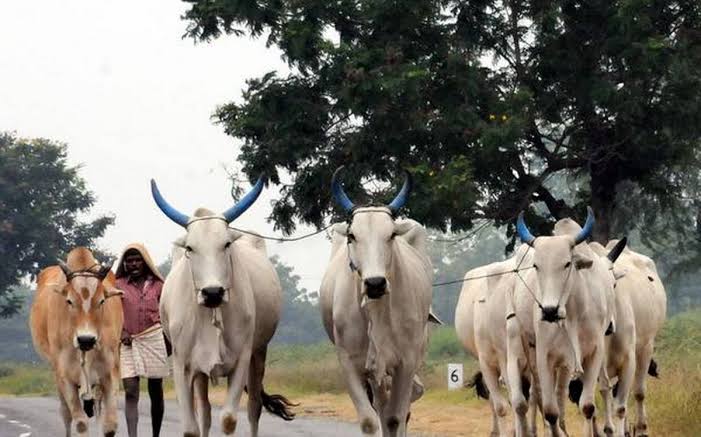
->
<box><xmin>590</xmin><ymin>169</ymin><xmax>617</xmax><ymax>244</ymax></box>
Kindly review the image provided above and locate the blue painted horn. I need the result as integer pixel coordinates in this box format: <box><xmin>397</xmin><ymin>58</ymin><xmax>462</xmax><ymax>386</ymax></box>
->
<box><xmin>221</xmin><ymin>175</ymin><xmax>266</xmax><ymax>223</ymax></box>
<box><xmin>607</xmin><ymin>237</ymin><xmax>627</xmax><ymax>263</ymax></box>
<box><xmin>573</xmin><ymin>207</ymin><xmax>595</xmax><ymax>245</ymax></box>
<box><xmin>331</xmin><ymin>166</ymin><xmax>355</xmax><ymax>212</ymax></box>
<box><xmin>151</xmin><ymin>179</ymin><xmax>189</xmax><ymax>227</ymax></box>
<box><xmin>516</xmin><ymin>211</ymin><xmax>536</xmax><ymax>245</ymax></box>
<box><xmin>387</xmin><ymin>170</ymin><xmax>413</xmax><ymax>213</ymax></box>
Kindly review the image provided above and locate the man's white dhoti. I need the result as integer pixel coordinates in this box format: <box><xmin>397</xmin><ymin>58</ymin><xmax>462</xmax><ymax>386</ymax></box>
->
<box><xmin>120</xmin><ymin>324</ymin><xmax>170</xmax><ymax>379</ymax></box>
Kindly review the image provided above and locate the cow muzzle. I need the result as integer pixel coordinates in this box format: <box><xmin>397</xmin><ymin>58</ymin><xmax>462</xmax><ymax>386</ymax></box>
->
<box><xmin>541</xmin><ymin>306</ymin><xmax>563</xmax><ymax>323</ymax></box>
<box><xmin>363</xmin><ymin>277</ymin><xmax>387</xmax><ymax>299</ymax></box>
<box><xmin>76</xmin><ymin>335</ymin><xmax>97</xmax><ymax>351</ymax></box>
<box><xmin>201</xmin><ymin>286</ymin><xmax>225</xmax><ymax>308</ymax></box>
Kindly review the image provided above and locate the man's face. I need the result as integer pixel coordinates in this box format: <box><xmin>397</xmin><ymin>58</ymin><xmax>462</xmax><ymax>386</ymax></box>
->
<box><xmin>124</xmin><ymin>253</ymin><xmax>145</xmax><ymax>279</ymax></box>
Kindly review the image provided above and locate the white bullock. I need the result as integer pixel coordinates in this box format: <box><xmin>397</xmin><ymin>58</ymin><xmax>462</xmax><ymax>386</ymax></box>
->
<box><xmin>151</xmin><ymin>178</ymin><xmax>295</xmax><ymax>437</ymax></box>
<box><xmin>454</xmin><ymin>244</ymin><xmax>535</xmax><ymax>437</ymax></box>
<box><xmin>511</xmin><ymin>209</ymin><xmax>614</xmax><ymax>437</ymax></box>
<box><xmin>592</xmin><ymin>240</ymin><xmax>666</xmax><ymax>437</ymax></box>
<box><xmin>320</xmin><ymin>168</ymin><xmax>433</xmax><ymax>437</ymax></box>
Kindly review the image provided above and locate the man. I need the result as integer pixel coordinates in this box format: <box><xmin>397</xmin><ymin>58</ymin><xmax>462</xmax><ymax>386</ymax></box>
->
<box><xmin>115</xmin><ymin>243</ymin><xmax>169</xmax><ymax>437</ymax></box>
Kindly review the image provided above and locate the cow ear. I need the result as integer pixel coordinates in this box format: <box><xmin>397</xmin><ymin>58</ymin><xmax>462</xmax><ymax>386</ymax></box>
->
<box><xmin>105</xmin><ymin>287</ymin><xmax>124</xmax><ymax>299</ymax></box>
<box><xmin>333</xmin><ymin>223</ymin><xmax>349</xmax><ymax>237</ymax></box>
<box><xmin>573</xmin><ymin>252</ymin><xmax>593</xmax><ymax>269</ymax></box>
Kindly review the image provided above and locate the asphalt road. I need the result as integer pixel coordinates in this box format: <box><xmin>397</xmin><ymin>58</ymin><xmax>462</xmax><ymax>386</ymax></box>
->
<box><xmin>0</xmin><ymin>396</ymin><xmax>361</xmax><ymax>436</ymax></box>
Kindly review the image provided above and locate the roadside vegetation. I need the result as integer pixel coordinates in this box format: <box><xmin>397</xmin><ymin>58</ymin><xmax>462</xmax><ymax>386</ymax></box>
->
<box><xmin>3</xmin><ymin>310</ymin><xmax>698</xmax><ymax>435</ymax></box>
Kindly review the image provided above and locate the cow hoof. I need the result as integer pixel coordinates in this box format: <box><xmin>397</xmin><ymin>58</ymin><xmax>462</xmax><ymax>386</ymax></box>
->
<box><xmin>76</xmin><ymin>419</ymin><xmax>88</xmax><ymax>434</ymax></box>
<box><xmin>222</xmin><ymin>413</ymin><xmax>237</xmax><ymax>434</ymax></box>
<box><xmin>361</xmin><ymin>417</ymin><xmax>378</xmax><ymax>434</ymax></box>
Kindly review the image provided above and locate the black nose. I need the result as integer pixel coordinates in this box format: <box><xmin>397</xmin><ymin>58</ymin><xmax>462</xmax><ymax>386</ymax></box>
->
<box><xmin>541</xmin><ymin>306</ymin><xmax>560</xmax><ymax>323</ymax></box>
<box><xmin>77</xmin><ymin>335</ymin><xmax>97</xmax><ymax>351</ymax></box>
<box><xmin>202</xmin><ymin>287</ymin><xmax>225</xmax><ymax>308</ymax></box>
<box><xmin>364</xmin><ymin>277</ymin><xmax>387</xmax><ymax>299</ymax></box>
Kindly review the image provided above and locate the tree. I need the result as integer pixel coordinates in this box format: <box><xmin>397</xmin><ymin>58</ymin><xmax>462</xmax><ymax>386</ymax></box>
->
<box><xmin>182</xmin><ymin>0</ymin><xmax>701</xmax><ymax>245</ymax></box>
<box><xmin>0</xmin><ymin>133</ymin><xmax>114</xmax><ymax>315</ymax></box>
<box><xmin>270</xmin><ymin>255</ymin><xmax>326</xmax><ymax>343</ymax></box>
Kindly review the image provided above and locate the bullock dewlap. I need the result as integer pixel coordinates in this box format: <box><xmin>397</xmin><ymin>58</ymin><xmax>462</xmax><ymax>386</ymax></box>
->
<box><xmin>320</xmin><ymin>167</ymin><xmax>433</xmax><ymax>437</ymax></box>
<box><xmin>29</xmin><ymin>247</ymin><xmax>124</xmax><ymax>437</ymax></box>
<box><xmin>151</xmin><ymin>177</ymin><xmax>295</xmax><ymax>437</ymax></box>
<box><xmin>511</xmin><ymin>208</ymin><xmax>614</xmax><ymax>437</ymax></box>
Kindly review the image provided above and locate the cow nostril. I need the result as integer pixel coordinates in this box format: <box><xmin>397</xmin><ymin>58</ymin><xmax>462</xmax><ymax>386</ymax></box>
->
<box><xmin>202</xmin><ymin>287</ymin><xmax>225</xmax><ymax>297</ymax></box>
<box><xmin>77</xmin><ymin>336</ymin><xmax>97</xmax><ymax>351</ymax></box>
<box><xmin>364</xmin><ymin>277</ymin><xmax>387</xmax><ymax>289</ymax></box>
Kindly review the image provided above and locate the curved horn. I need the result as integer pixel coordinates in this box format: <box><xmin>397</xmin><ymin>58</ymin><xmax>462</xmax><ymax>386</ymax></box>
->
<box><xmin>150</xmin><ymin>179</ymin><xmax>190</xmax><ymax>227</ymax></box>
<box><xmin>607</xmin><ymin>237</ymin><xmax>627</xmax><ymax>263</ymax></box>
<box><xmin>57</xmin><ymin>259</ymin><xmax>71</xmax><ymax>277</ymax></box>
<box><xmin>387</xmin><ymin>170</ymin><xmax>413</xmax><ymax>213</ymax></box>
<box><xmin>331</xmin><ymin>166</ymin><xmax>355</xmax><ymax>212</ymax></box>
<box><xmin>574</xmin><ymin>206</ymin><xmax>596</xmax><ymax>245</ymax></box>
<box><xmin>516</xmin><ymin>211</ymin><xmax>536</xmax><ymax>246</ymax></box>
<box><xmin>222</xmin><ymin>175</ymin><xmax>265</xmax><ymax>223</ymax></box>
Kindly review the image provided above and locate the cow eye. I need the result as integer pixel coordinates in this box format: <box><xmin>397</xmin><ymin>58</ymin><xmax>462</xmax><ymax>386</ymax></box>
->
<box><xmin>99</xmin><ymin>298</ymin><xmax>106</xmax><ymax>306</ymax></box>
<box><xmin>66</xmin><ymin>298</ymin><xmax>74</xmax><ymax>306</ymax></box>
<box><xmin>224</xmin><ymin>241</ymin><xmax>232</xmax><ymax>250</ymax></box>
<box><xmin>390</xmin><ymin>232</ymin><xmax>398</xmax><ymax>240</ymax></box>
<box><xmin>347</xmin><ymin>233</ymin><xmax>356</xmax><ymax>242</ymax></box>
<box><xmin>185</xmin><ymin>245</ymin><xmax>194</xmax><ymax>253</ymax></box>
<box><xmin>565</xmin><ymin>261</ymin><xmax>572</xmax><ymax>269</ymax></box>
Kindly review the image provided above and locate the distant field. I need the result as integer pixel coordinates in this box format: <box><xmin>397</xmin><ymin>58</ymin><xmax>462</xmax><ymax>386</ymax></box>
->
<box><xmin>2</xmin><ymin>309</ymin><xmax>699</xmax><ymax>436</ymax></box>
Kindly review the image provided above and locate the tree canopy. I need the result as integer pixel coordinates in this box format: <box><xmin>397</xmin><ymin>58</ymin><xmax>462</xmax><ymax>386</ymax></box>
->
<box><xmin>0</xmin><ymin>133</ymin><xmax>114</xmax><ymax>315</ymax></box>
<box><xmin>182</xmin><ymin>0</ymin><xmax>701</xmax><ymax>245</ymax></box>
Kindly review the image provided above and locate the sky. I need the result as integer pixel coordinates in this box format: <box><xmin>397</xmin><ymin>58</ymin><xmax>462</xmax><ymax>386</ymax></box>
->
<box><xmin>0</xmin><ymin>0</ymin><xmax>331</xmax><ymax>293</ymax></box>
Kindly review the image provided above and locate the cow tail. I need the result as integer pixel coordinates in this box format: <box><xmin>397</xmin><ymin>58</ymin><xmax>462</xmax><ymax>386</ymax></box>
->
<box><xmin>466</xmin><ymin>371</ymin><xmax>490</xmax><ymax>400</ymax></box>
<box><xmin>261</xmin><ymin>388</ymin><xmax>298</xmax><ymax>421</ymax></box>
<box><xmin>648</xmin><ymin>358</ymin><xmax>659</xmax><ymax>378</ymax></box>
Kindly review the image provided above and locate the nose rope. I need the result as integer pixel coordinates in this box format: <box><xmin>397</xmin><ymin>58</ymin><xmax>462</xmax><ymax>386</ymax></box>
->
<box><xmin>512</xmin><ymin>243</ymin><xmax>545</xmax><ymax>311</ymax></box>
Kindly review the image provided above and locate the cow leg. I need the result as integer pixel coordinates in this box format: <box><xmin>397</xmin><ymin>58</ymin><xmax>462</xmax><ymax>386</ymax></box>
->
<box><xmin>598</xmin><ymin>366</ymin><xmax>615</xmax><ymax>436</ymax></box>
<box><xmin>612</xmin><ymin>352</ymin><xmax>635</xmax><ymax>437</ymax></box>
<box><xmin>384</xmin><ymin>362</ymin><xmax>416</xmax><ymax>437</ymax></box>
<box><xmin>535</xmin><ymin>346</ymin><xmax>560</xmax><ymax>437</ymax></box>
<box><xmin>193</xmin><ymin>373</ymin><xmax>211</xmax><ymax>437</ymax></box>
<box><xmin>246</xmin><ymin>348</ymin><xmax>267</xmax><ymax>437</ymax></box>
<box><xmin>479</xmin><ymin>360</ymin><xmax>509</xmax><ymax>437</ymax></box>
<box><xmin>100</xmin><ymin>371</ymin><xmax>118</xmax><ymax>437</ymax></box>
<box><xmin>58</xmin><ymin>377</ymin><xmax>89</xmax><ymax>436</ymax></box>
<box><xmin>556</xmin><ymin>366</ymin><xmax>571</xmax><ymax>437</ymax></box>
<box><xmin>633</xmin><ymin>342</ymin><xmax>653</xmax><ymax>437</ymax></box>
<box><xmin>579</xmin><ymin>344</ymin><xmax>605</xmax><ymax>437</ymax></box>
<box><xmin>221</xmin><ymin>350</ymin><xmax>252</xmax><ymax>435</ymax></box>
<box><xmin>336</xmin><ymin>347</ymin><xmax>381</xmax><ymax>436</ymax></box>
<box><xmin>172</xmin><ymin>357</ymin><xmax>199</xmax><ymax>436</ymax></box>
<box><xmin>506</xmin><ymin>319</ymin><xmax>529</xmax><ymax>437</ymax></box>
<box><xmin>58</xmin><ymin>389</ymin><xmax>72</xmax><ymax>437</ymax></box>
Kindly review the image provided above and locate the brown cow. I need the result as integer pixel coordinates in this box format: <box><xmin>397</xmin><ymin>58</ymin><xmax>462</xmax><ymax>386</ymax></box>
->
<box><xmin>30</xmin><ymin>247</ymin><xmax>124</xmax><ymax>437</ymax></box>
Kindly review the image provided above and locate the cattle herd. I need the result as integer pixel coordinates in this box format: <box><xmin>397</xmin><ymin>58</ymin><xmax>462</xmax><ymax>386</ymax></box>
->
<box><xmin>27</xmin><ymin>166</ymin><xmax>666</xmax><ymax>437</ymax></box>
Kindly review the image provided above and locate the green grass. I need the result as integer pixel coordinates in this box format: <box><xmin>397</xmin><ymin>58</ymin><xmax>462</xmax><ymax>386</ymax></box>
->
<box><xmin>0</xmin><ymin>362</ymin><xmax>54</xmax><ymax>396</ymax></box>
